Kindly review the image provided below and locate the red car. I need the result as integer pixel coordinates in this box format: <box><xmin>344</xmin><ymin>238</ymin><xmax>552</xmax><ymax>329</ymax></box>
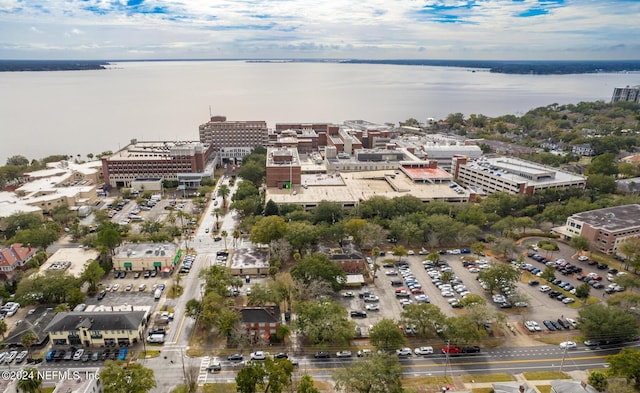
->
<box><xmin>441</xmin><ymin>345</ymin><xmax>462</xmax><ymax>354</ymax></box>
<box><xmin>411</xmin><ymin>288</ymin><xmax>424</xmax><ymax>294</ymax></box>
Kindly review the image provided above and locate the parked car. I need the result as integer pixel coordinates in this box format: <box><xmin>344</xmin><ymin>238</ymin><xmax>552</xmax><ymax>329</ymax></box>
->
<box><xmin>250</xmin><ymin>351</ymin><xmax>266</xmax><ymax>360</ymax></box>
<box><xmin>314</xmin><ymin>352</ymin><xmax>331</xmax><ymax>359</ymax></box>
<box><xmin>396</xmin><ymin>348</ymin><xmax>412</xmax><ymax>357</ymax></box>
<box><xmin>442</xmin><ymin>345</ymin><xmax>462</xmax><ymax>354</ymax></box>
<box><xmin>414</xmin><ymin>347</ymin><xmax>434</xmax><ymax>356</ymax></box>
<box><xmin>227</xmin><ymin>353</ymin><xmax>243</xmax><ymax>361</ymax></box>
<box><xmin>336</xmin><ymin>351</ymin><xmax>352</xmax><ymax>358</ymax></box>
<box><xmin>462</xmin><ymin>346</ymin><xmax>481</xmax><ymax>353</ymax></box>
<box><xmin>73</xmin><ymin>349</ymin><xmax>84</xmax><ymax>361</ymax></box>
<box><xmin>350</xmin><ymin>310</ymin><xmax>367</xmax><ymax>318</ymax></box>
<box><xmin>357</xmin><ymin>349</ymin><xmax>372</xmax><ymax>357</ymax></box>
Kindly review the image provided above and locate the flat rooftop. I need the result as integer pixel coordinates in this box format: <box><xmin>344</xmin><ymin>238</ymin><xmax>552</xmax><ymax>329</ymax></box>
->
<box><xmin>402</xmin><ymin>166</ymin><xmax>452</xmax><ymax>181</ymax></box>
<box><xmin>571</xmin><ymin>204</ymin><xmax>640</xmax><ymax>232</ymax></box>
<box><xmin>266</xmin><ymin>169</ymin><xmax>467</xmax><ymax>206</ymax></box>
<box><xmin>465</xmin><ymin>157</ymin><xmax>585</xmax><ymax>186</ymax></box>
<box><xmin>230</xmin><ymin>248</ymin><xmax>270</xmax><ymax>272</ymax></box>
<box><xmin>42</xmin><ymin>247</ymin><xmax>100</xmax><ymax>278</ymax></box>
<box><xmin>114</xmin><ymin>242</ymin><xmax>177</xmax><ymax>258</ymax></box>
<box><xmin>108</xmin><ymin>141</ymin><xmax>209</xmax><ymax>161</ymax></box>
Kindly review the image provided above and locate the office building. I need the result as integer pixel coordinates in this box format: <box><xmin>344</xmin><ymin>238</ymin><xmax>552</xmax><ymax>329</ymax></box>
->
<box><xmin>198</xmin><ymin>116</ymin><xmax>268</xmax><ymax>160</ymax></box>
<box><xmin>611</xmin><ymin>85</ymin><xmax>640</xmax><ymax>104</ymax></box>
<box><xmin>266</xmin><ymin>148</ymin><xmax>301</xmax><ymax>188</ymax></box>
<box><xmin>452</xmin><ymin>156</ymin><xmax>586</xmax><ymax>196</ymax></box>
<box><xmin>101</xmin><ymin>139</ymin><xmax>213</xmax><ymax>188</ymax></box>
<box><xmin>45</xmin><ymin>310</ymin><xmax>147</xmax><ymax>347</ymax></box>
<box><xmin>554</xmin><ymin>204</ymin><xmax>640</xmax><ymax>254</ymax></box>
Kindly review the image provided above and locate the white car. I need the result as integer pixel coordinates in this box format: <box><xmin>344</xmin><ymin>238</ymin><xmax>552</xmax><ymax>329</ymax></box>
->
<box><xmin>72</xmin><ymin>349</ymin><xmax>84</xmax><ymax>361</ymax></box>
<box><xmin>578</xmin><ymin>256</ymin><xmax>589</xmax><ymax>261</ymax></box>
<box><xmin>111</xmin><ymin>284</ymin><xmax>120</xmax><ymax>292</ymax></box>
<box><xmin>250</xmin><ymin>351</ymin><xmax>266</xmax><ymax>360</ymax></box>
<box><xmin>356</xmin><ymin>349</ymin><xmax>372</xmax><ymax>357</ymax></box>
<box><xmin>365</xmin><ymin>304</ymin><xmax>380</xmax><ymax>311</ymax></box>
<box><xmin>559</xmin><ymin>341</ymin><xmax>577</xmax><ymax>349</ymax></box>
<box><xmin>562</xmin><ymin>297</ymin><xmax>575</xmax><ymax>304</ymax></box>
<box><xmin>414</xmin><ymin>346</ymin><xmax>434</xmax><ymax>355</ymax></box>
<box><xmin>566</xmin><ymin>318</ymin><xmax>578</xmax><ymax>328</ymax></box>
<box><xmin>524</xmin><ymin>321</ymin><xmax>542</xmax><ymax>332</ymax></box>
<box><xmin>539</xmin><ymin>285</ymin><xmax>551</xmax><ymax>292</ymax></box>
<box><xmin>396</xmin><ymin>348</ymin><xmax>412</xmax><ymax>357</ymax></box>
<box><xmin>336</xmin><ymin>351</ymin><xmax>352</xmax><ymax>358</ymax></box>
<box><xmin>407</xmin><ymin>250</ymin><xmax>415</xmax><ymax>255</ymax></box>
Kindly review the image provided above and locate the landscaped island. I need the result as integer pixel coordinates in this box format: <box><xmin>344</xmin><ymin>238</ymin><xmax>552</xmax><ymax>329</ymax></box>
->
<box><xmin>0</xmin><ymin>60</ymin><xmax>108</xmax><ymax>72</ymax></box>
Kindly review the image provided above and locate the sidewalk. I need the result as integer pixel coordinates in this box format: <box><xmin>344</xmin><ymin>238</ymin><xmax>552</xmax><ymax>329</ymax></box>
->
<box><xmin>461</xmin><ymin>370</ymin><xmax>590</xmax><ymax>391</ymax></box>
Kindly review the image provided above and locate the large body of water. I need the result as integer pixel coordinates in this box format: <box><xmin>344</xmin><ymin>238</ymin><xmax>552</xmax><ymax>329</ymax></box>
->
<box><xmin>1</xmin><ymin>60</ymin><xmax>638</xmax><ymax>163</ymax></box>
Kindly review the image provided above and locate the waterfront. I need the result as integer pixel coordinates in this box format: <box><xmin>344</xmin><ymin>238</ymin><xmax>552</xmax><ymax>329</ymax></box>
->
<box><xmin>1</xmin><ymin>60</ymin><xmax>638</xmax><ymax>163</ymax></box>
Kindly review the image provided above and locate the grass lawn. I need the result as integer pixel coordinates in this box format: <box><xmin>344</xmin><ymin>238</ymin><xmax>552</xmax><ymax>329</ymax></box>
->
<box><xmin>523</xmin><ymin>371</ymin><xmax>571</xmax><ymax>380</ymax></box>
<box><xmin>139</xmin><ymin>350</ymin><xmax>161</xmax><ymax>358</ymax></box>
<box><xmin>403</xmin><ymin>376</ymin><xmax>454</xmax><ymax>390</ymax></box>
<box><xmin>202</xmin><ymin>383</ymin><xmax>237</xmax><ymax>393</ymax></box>
<box><xmin>42</xmin><ymin>388</ymin><xmax>56</xmax><ymax>393</ymax></box>
<box><xmin>536</xmin><ymin>385</ymin><xmax>552</xmax><ymax>393</ymax></box>
<box><xmin>472</xmin><ymin>388</ymin><xmax>495</xmax><ymax>393</ymax></box>
<box><xmin>460</xmin><ymin>374</ymin><xmax>515</xmax><ymax>383</ymax></box>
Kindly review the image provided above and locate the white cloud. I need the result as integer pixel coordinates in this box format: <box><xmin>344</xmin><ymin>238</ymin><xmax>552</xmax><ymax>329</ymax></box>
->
<box><xmin>0</xmin><ymin>0</ymin><xmax>638</xmax><ymax>59</ymax></box>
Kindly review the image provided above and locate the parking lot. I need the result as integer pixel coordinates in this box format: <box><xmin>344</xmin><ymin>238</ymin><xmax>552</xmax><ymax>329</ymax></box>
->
<box><xmin>340</xmin><ymin>245</ymin><xmax>600</xmax><ymax>343</ymax></box>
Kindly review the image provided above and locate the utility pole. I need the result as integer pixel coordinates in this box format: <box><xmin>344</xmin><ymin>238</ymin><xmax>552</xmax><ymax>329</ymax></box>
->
<box><xmin>444</xmin><ymin>339</ymin><xmax>451</xmax><ymax>381</ymax></box>
<box><xmin>559</xmin><ymin>341</ymin><xmax>569</xmax><ymax>372</ymax></box>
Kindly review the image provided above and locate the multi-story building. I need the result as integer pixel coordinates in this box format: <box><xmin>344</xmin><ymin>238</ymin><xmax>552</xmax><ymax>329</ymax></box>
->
<box><xmin>45</xmin><ymin>310</ymin><xmax>148</xmax><ymax>347</ymax></box>
<box><xmin>239</xmin><ymin>306</ymin><xmax>281</xmax><ymax>341</ymax></box>
<box><xmin>452</xmin><ymin>156</ymin><xmax>586</xmax><ymax>196</ymax></box>
<box><xmin>554</xmin><ymin>204</ymin><xmax>640</xmax><ymax>254</ymax></box>
<box><xmin>52</xmin><ymin>368</ymin><xmax>103</xmax><ymax>393</ymax></box>
<box><xmin>198</xmin><ymin>116</ymin><xmax>268</xmax><ymax>161</ymax></box>
<box><xmin>101</xmin><ymin>139</ymin><xmax>213</xmax><ymax>188</ymax></box>
<box><xmin>611</xmin><ymin>85</ymin><xmax>640</xmax><ymax>104</ymax></box>
<box><xmin>266</xmin><ymin>147</ymin><xmax>301</xmax><ymax>188</ymax></box>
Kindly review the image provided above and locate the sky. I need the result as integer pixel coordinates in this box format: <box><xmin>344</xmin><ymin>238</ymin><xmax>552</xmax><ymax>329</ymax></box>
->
<box><xmin>0</xmin><ymin>0</ymin><xmax>638</xmax><ymax>61</ymax></box>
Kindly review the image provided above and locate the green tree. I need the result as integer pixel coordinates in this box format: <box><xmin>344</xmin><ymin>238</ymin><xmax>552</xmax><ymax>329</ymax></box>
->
<box><xmin>588</xmin><ymin>153</ymin><xmax>618</xmax><ymax>176</ymax></box>
<box><xmin>81</xmin><ymin>260</ymin><xmax>105</xmax><ymax>294</ymax></box>
<box><xmin>217</xmin><ymin>184</ymin><xmax>231</xmax><ymax>208</ymax></box>
<box><xmin>100</xmin><ymin>360</ymin><xmax>157</xmax><ymax>393</ymax></box>
<box><xmin>369</xmin><ymin>318</ymin><xmax>407</xmax><ymax>351</ymax></box>
<box><xmin>95</xmin><ymin>226</ymin><xmax>122</xmax><ymax>255</ymax></box>
<box><xmin>587</xmin><ymin>174</ymin><xmax>617</xmax><ymax>196</ymax></box>
<box><xmin>578</xmin><ymin>304</ymin><xmax>639</xmax><ymax>343</ymax></box>
<box><xmin>21</xmin><ymin>331</ymin><xmax>37</xmax><ymax>361</ymax></box>
<box><xmin>236</xmin><ymin>361</ymin><xmax>267</xmax><ymax>393</ymax></box>
<box><xmin>607</xmin><ymin>347</ymin><xmax>640</xmax><ymax>387</ymax></box>
<box><xmin>264</xmin><ymin>199</ymin><xmax>280</xmax><ymax>216</ymax></box>
<box><xmin>16</xmin><ymin>367</ymin><xmax>42</xmax><ymax>393</ymax></box>
<box><xmin>294</xmin><ymin>299</ymin><xmax>354</xmax><ymax>345</ymax></box>
<box><xmin>575</xmin><ymin>283</ymin><xmax>591</xmax><ymax>300</ymax></box>
<box><xmin>312</xmin><ymin>201</ymin><xmax>343</xmax><ymax>224</ymax></box>
<box><xmin>285</xmin><ymin>221</ymin><xmax>320</xmax><ymax>254</ymax></box>
<box><xmin>251</xmin><ymin>216</ymin><xmax>287</xmax><ymax>245</ymax></box>
<box><xmin>0</xmin><ymin>320</ymin><xmax>7</xmax><ymax>338</ymax></box>
<box><xmin>492</xmin><ymin>238</ymin><xmax>518</xmax><ymax>258</ymax></box>
<box><xmin>588</xmin><ymin>371</ymin><xmax>609</xmax><ymax>392</ymax></box>
<box><xmin>298</xmin><ymin>375</ymin><xmax>320</xmax><ymax>393</ymax></box>
<box><xmin>263</xmin><ymin>357</ymin><xmax>295</xmax><ymax>393</ymax></box>
<box><xmin>540</xmin><ymin>266</ymin><xmax>556</xmax><ymax>282</ymax></box>
<box><xmin>570</xmin><ymin>235</ymin><xmax>591</xmax><ymax>255</ymax></box>
<box><xmin>290</xmin><ymin>253</ymin><xmax>346</xmax><ymax>292</ymax></box>
<box><xmin>238</xmin><ymin>161</ymin><xmax>266</xmax><ymax>187</ymax></box>
<box><xmin>401</xmin><ymin>303</ymin><xmax>446</xmax><ymax>338</ymax></box>
<box><xmin>333</xmin><ymin>353</ymin><xmax>403</xmax><ymax>393</ymax></box>
<box><xmin>477</xmin><ymin>262</ymin><xmax>521</xmax><ymax>294</ymax></box>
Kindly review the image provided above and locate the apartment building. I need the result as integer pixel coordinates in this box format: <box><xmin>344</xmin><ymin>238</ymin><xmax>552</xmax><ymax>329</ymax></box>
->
<box><xmin>101</xmin><ymin>139</ymin><xmax>213</xmax><ymax>188</ymax></box>
<box><xmin>198</xmin><ymin>116</ymin><xmax>268</xmax><ymax>160</ymax></box>
<box><xmin>45</xmin><ymin>310</ymin><xmax>147</xmax><ymax>347</ymax></box>
<box><xmin>452</xmin><ymin>156</ymin><xmax>586</xmax><ymax>196</ymax></box>
<box><xmin>554</xmin><ymin>204</ymin><xmax>640</xmax><ymax>254</ymax></box>
<box><xmin>0</xmin><ymin>243</ymin><xmax>38</xmax><ymax>279</ymax></box>
<box><xmin>611</xmin><ymin>85</ymin><xmax>640</xmax><ymax>104</ymax></box>
<box><xmin>239</xmin><ymin>306</ymin><xmax>281</xmax><ymax>341</ymax></box>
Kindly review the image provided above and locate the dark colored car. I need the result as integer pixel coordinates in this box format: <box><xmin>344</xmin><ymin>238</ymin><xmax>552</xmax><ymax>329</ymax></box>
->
<box><xmin>97</xmin><ymin>290</ymin><xmax>106</xmax><ymax>300</ymax></box>
<box><xmin>102</xmin><ymin>349</ymin><xmax>111</xmax><ymax>360</ymax></box>
<box><xmin>314</xmin><ymin>352</ymin><xmax>331</xmax><ymax>359</ymax></box>
<box><xmin>528</xmin><ymin>280</ymin><xmax>540</xmax><ymax>286</ymax></box>
<box><xmin>556</xmin><ymin>319</ymin><xmax>569</xmax><ymax>329</ymax></box>
<box><xmin>462</xmin><ymin>346</ymin><xmax>481</xmax><ymax>353</ymax></box>
<box><xmin>227</xmin><ymin>353</ymin><xmax>243</xmax><ymax>361</ymax></box>
<box><xmin>274</xmin><ymin>352</ymin><xmax>288</xmax><ymax>359</ymax></box>
<box><xmin>543</xmin><ymin>320</ymin><xmax>556</xmax><ymax>331</ymax></box>
<box><xmin>350</xmin><ymin>310</ymin><xmax>367</xmax><ymax>318</ymax></box>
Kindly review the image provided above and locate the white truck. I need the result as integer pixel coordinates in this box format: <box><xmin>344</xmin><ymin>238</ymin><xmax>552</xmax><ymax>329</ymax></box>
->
<box><xmin>153</xmin><ymin>289</ymin><xmax>162</xmax><ymax>301</ymax></box>
<box><xmin>146</xmin><ymin>334</ymin><xmax>165</xmax><ymax>344</ymax></box>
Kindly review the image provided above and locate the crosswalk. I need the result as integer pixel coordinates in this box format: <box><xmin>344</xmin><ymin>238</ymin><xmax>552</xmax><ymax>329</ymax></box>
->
<box><xmin>197</xmin><ymin>356</ymin><xmax>210</xmax><ymax>384</ymax></box>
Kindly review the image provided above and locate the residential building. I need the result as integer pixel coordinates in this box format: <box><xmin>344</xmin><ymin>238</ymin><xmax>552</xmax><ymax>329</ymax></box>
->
<box><xmin>452</xmin><ymin>156</ymin><xmax>586</xmax><ymax>196</ymax></box>
<box><xmin>0</xmin><ymin>243</ymin><xmax>38</xmax><ymax>280</ymax></box>
<box><xmin>101</xmin><ymin>139</ymin><xmax>213</xmax><ymax>189</ymax></box>
<box><xmin>239</xmin><ymin>306</ymin><xmax>281</xmax><ymax>341</ymax></box>
<box><xmin>45</xmin><ymin>310</ymin><xmax>148</xmax><ymax>347</ymax></box>
<box><xmin>198</xmin><ymin>116</ymin><xmax>268</xmax><ymax>160</ymax></box>
<box><xmin>611</xmin><ymin>85</ymin><xmax>640</xmax><ymax>104</ymax></box>
<box><xmin>112</xmin><ymin>242</ymin><xmax>180</xmax><ymax>275</ymax></box>
<box><xmin>571</xmin><ymin>143</ymin><xmax>595</xmax><ymax>156</ymax></box>
<box><xmin>52</xmin><ymin>368</ymin><xmax>103</xmax><ymax>393</ymax></box>
<box><xmin>553</xmin><ymin>204</ymin><xmax>640</xmax><ymax>254</ymax></box>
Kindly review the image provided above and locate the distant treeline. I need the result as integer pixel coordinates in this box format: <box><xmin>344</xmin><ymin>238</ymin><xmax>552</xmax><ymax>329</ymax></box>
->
<box><xmin>340</xmin><ymin>59</ymin><xmax>640</xmax><ymax>75</ymax></box>
<box><xmin>0</xmin><ymin>60</ymin><xmax>109</xmax><ymax>72</ymax></box>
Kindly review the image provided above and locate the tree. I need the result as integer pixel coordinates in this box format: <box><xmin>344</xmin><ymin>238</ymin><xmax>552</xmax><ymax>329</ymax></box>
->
<box><xmin>540</xmin><ymin>266</ymin><xmax>556</xmax><ymax>282</ymax></box>
<box><xmin>285</xmin><ymin>221</ymin><xmax>320</xmax><ymax>254</ymax></box>
<box><xmin>607</xmin><ymin>347</ymin><xmax>640</xmax><ymax>387</ymax></box>
<box><xmin>16</xmin><ymin>367</ymin><xmax>42</xmax><ymax>393</ymax></box>
<box><xmin>264</xmin><ymin>200</ymin><xmax>280</xmax><ymax>216</ymax></box>
<box><xmin>344</xmin><ymin>218</ymin><xmax>368</xmax><ymax>248</ymax></box>
<box><xmin>95</xmin><ymin>226</ymin><xmax>122</xmax><ymax>255</ymax></box>
<box><xmin>401</xmin><ymin>304</ymin><xmax>446</xmax><ymax>338</ymax></box>
<box><xmin>369</xmin><ymin>319</ymin><xmax>407</xmax><ymax>351</ymax></box>
<box><xmin>298</xmin><ymin>375</ymin><xmax>320</xmax><ymax>393</ymax></box>
<box><xmin>290</xmin><ymin>253</ymin><xmax>346</xmax><ymax>292</ymax></box>
<box><xmin>588</xmin><ymin>153</ymin><xmax>618</xmax><ymax>176</ymax></box>
<box><xmin>217</xmin><ymin>184</ymin><xmax>231</xmax><ymax>207</ymax></box>
<box><xmin>81</xmin><ymin>260</ymin><xmax>105</xmax><ymax>294</ymax></box>
<box><xmin>312</xmin><ymin>201</ymin><xmax>343</xmax><ymax>225</ymax></box>
<box><xmin>263</xmin><ymin>357</ymin><xmax>295</xmax><ymax>393</ymax></box>
<box><xmin>294</xmin><ymin>299</ymin><xmax>354</xmax><ymax>345</ymax></box>
<box><xmin>221</xmin><ymin>230</ymin><xmax>228</xmax><ymax>249</ymax></box>
<box><xmin>392</xmin><ymin>246</ymin><xmax>408</xmax><ymax>261</ymax></box>
<box><xmin>588</xmin><ymin>370</ymin><xmax>608</xmax><ymax>392</ymax></box>
<box><xmin>21</xmin><ymin>331</ymin><xmax>37</xmax><ymax>361</ymax></box>
<box><xmin>440</xmin><ymin>315</ymin><xmax>483</xmax><ymax>345</ymax></box>
<box><xmin>575</xmin><ymin>283</ymin><xmax>591</xmax><ymax>300</ymax></box>
<box><xmin>251</xmin><ymin>216</ymin><xmax>287</xmax><ymax>245</ymax></box>
<box><xmin>236</xmin><ymin>361</ymin><xmax>266</xmax><ymax>393</ymax></box>
<box><xmin>578</xmin><ymin>304</ymin><xmax>639</xmax><ymax>343</ymax></box>
<box><xmin>477</xmin><ymin>262</ymin><xmax>521</xmax><ymax>294</ymax></box>
<box><xmin>492</xmin><ymin>238</ymin><xmax>518</xmax><ymax>258</ymax></box>
<box><xmin>570</xmin><ymin>235</ymin><xmax>591</xmax><ymax>255</ymax></box>
<box><xmin>100</xmin><ymin>360</ymin><xmax>157</xmax><ymax>393</ymax></box>
<box><xmin>619</xmin><ymin>236</ymin><xmax>640</xmax><ymax>270</ymax></box>
<box><xmin>238</xmin><ymin>161</ymin><xmax>266</xmax><ymax>187</ymax></box>
<box><xmin>0</xmin><ymin>320</ymin><xmax>7</xmax><ymax>338</ymax></box>
<box><xmin>333</xmin><ymin>353</ymin><xmax>403</xmax><ymax>393</ymax></box>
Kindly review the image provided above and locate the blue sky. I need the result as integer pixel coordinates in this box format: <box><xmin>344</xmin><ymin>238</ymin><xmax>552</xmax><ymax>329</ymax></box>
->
<box><xmin>0</xmin><ymin>0</ymin><xmax>638</xmax><ymax>60</ymax></box>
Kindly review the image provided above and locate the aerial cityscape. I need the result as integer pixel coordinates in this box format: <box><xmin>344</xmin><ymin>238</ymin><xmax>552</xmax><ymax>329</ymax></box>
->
<box><xmin>1</xmin><ymin>1</ymin><xmax>640</xmax><ymax>393</ymax></box>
